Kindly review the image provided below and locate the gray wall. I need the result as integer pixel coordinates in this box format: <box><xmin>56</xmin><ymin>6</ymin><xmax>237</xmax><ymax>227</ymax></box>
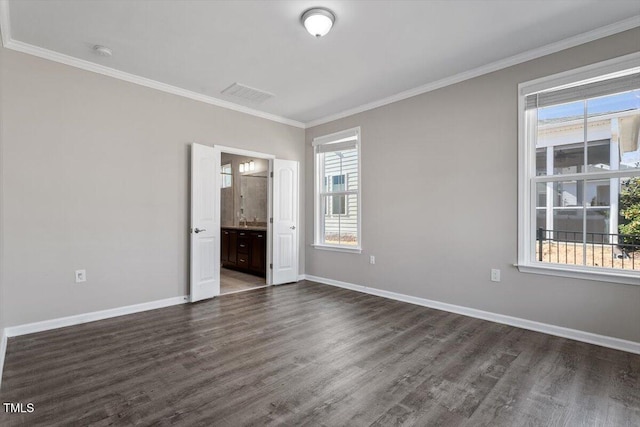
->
<box><xmin>0</xmin><ymin>46</ymin><xmax>305</xmax><ymax>327</ymax></box>
<box><xmin>305</xmin><ymin>28</ymin><xmax>640</xmax><ymax>343</ymax></box>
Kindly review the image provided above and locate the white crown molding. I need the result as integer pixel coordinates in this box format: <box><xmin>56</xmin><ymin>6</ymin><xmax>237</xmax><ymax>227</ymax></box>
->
<box><xmin>4</xmin><ymin>295</ymin><xmax>188</xmax><ymax>337</ymax></box>
<box><xmin>3</xmin><ymin>38</ymin><xmax>306</xmax><ymax>129</ymax></box>
<box><xmin>305</xmin><ymin>15</ymin><xmax>640</xmax><ymax>128</ymax></box>
<box><xmin>0</xmin><ymin>329</ymin><xmax>7</xmax><ymax>390</ymax></box>
<box><xmin>303</xmin><ymin>274</ymin><xmax>640</xmax><ymax>355</ymax></box>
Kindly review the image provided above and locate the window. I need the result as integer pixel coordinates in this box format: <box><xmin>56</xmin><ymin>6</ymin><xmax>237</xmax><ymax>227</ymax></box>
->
<box><xmin>518</xmin><ymin>54</ymin><xmax>640</xmax><ymax>284</ymax></box>
<box><xmin>313</xmin><ymin>127</ymin><xmax>361</xmax><ymax>252</ymax></box>
<box><xmin>221</xmin><ymin>163</ymin><xmax>232</xmax><ymax>188</ymax></box>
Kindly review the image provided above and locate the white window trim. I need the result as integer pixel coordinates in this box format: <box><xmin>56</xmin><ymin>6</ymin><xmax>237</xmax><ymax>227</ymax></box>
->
<box><xmin>313</xmin><ymin>126</ymin><xmax>362</xmax><ymax>253</ymax></box>
<box><xmin>517</xmin><ymin>52</ymin><xmax>640</xmax><ymax>286</ymax></box>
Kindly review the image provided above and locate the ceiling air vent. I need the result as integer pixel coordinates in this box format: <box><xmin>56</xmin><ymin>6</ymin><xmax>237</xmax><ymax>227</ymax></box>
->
<box><xmin>221</xmin><ymin>83</ymin><xmax>274</xmax><ymax>104</ymax></box>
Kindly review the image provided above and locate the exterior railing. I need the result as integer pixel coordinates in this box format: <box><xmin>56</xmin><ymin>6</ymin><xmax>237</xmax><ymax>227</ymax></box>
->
<box><xmin>536</xmin><ymin>228</ymin><xmax>638</xmax><ymax>270</ymax></box>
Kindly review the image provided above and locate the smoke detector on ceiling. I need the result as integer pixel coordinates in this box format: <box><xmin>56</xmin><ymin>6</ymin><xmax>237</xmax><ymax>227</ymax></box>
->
<box><xmin>92</xmin><ymin>45</ymin><xmax>112</xmax><ymax>57</ymax></box>
<box><xmin>221</xmin><ymin>83</ymin><xmax>274</xmax><ymax>104</ymax></box>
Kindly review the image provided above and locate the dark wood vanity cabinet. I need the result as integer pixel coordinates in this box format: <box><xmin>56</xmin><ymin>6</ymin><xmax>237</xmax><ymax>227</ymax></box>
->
<box><xmin>249</xmin><ymin>232</ymin><xmax>266</xmax><ymax>274</ymax></box>
<box><xmin>221</xmin><ymin>228</ymin><xmax>266</xmax><ymax>277</ymax></box>
<box><xmin>221</xmin><ymin>229</ymin><xmax>237</xmax><ymax>265</ymax></box>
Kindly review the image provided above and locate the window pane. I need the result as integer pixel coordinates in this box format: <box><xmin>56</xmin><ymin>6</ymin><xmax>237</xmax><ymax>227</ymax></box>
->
<box><xmin>588</xmin><ymin>90</ymin><xmax>640</xmax><ymax>172</ymax></box>
<box><xmin>536</xmin><ymin>148</ymin><xmax>547</xmax><ymax>176</ymax></box>
<box><xmin>537</xmin><ymin>100</ymin><xmax>585</xmax><ymax>176</ymax></box>
<box><xmin>586</xmin><ymin>179</ymin><xmax>609</xmax><ymax>207</ymax></box>
<box><xmin>554</xmin><ymin>143</ymin><xmax>584</xmax><ymax>174</ymax></box>
<box><xmin>332</xmin><ymin>194</ymin><xmax>345</xmax><ymax>215</ymax></box>
<box><xmin>323</xmin><ymin>194</ymin><xmax>358</xmax><ymax>246</ymax></box>
<box><xmin>536</xmin><ymin>177</ymin><xmax>639</xmax><ymax>270</ymax></box>
<box><xmin>323</xmin><ymin>148</ymin><xmax>358</xmax><ymax>191</ymax></box>
<box><xmin>535</xmin><ymin>182</ymin><xmax>549</xmax><ymax>232</ymax></box>
<box><xmin>536</xmin><ymin>181</ymin><xmax>547</xmax><ymax>208</ymax></box>
<box><xmin>586</xmin><ymin>140</ymin><xmax>610</xmax><ymax>171</ymax></box>
<box><xmin>332</xmin><ymin>175</ymin><xmax>345</xmax><ymax>191</ymax></box>
<box><xmin>536</xmin><ymin>180</ymin><xmax>585</xmax><ymax>265</ymax></box>
<box><xmin>553</xmin><ymin>180</ymin><xmax>582</xmax><ymax>207</ymax></box>
<box><xmin>618</xmin><ymin>176</ymin><xmax>640</xmax><ymax>270</ymax></box>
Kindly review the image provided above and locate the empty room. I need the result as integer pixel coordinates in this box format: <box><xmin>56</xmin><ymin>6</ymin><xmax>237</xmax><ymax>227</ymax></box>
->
<box><xmin>0</xmin><ymin>1</ymin><xmax>639</xmax><ymax>425</ymax></box>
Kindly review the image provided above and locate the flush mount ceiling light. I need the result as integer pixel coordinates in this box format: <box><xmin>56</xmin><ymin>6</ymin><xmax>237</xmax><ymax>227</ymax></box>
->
<box><xmin>92</xmin><ymin>45</ymin><xmax>112</xmax><ymax>57</ymax></box>
<box><xmin>301</xmin><ymin>7</ymin><xmax>335</xmax><ymax>38</ymax></box>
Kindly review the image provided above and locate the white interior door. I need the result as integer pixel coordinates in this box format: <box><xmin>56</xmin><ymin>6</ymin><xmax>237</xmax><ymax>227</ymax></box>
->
<box><xmin>272</xmin><ymin>159</ymin><xmax>299</xmax><ymax>284</ymax></box>
<box><xmin>190</xmin><ymin>143</ymin><xmax>220</xmax><ymax>301</ymax></box>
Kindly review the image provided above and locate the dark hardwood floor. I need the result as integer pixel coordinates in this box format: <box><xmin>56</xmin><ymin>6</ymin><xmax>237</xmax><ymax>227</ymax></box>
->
<box><xmin>1</xmin><ymin>281</ymin><xmax>638</xmax><ymax>426</ymax></box>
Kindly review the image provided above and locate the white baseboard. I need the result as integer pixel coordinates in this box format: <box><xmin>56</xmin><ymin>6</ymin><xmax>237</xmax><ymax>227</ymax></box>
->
<box><xmin>304</xmin><ymin>275</ymin><xmax>640</xmax><ymax>355</ymax></box>
<box><xmin>4</xmin><ymin>295</ymin><xmax>188</xmax><ymax>338</ymax></box>
<box><xmin>0</xmin><ymin>329</ymin><xmax>7</xmax><ymax>390</ymax></box>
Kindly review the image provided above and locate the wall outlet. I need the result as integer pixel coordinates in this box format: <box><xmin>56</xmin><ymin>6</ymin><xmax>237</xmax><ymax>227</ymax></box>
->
<box><xmin>490</xmin><ymin>269</ymin><xmax>501</xmax><ymax>282</ymax></box>
<box><xmin>370</xmin><ymin>255</ymin><xmax>375</xmax><ymax>265</ymax></box>
<box><xmin>75</xmin><ymin>269</ymin><xmax>87</xmax><ymax>283</ymax></box>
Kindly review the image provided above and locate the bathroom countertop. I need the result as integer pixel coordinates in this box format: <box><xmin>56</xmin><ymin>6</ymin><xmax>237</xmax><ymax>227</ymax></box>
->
<box><xmin>221</xmin><ymin>225</ymin><xmax>268</xmax><ymax>231</ymax></box>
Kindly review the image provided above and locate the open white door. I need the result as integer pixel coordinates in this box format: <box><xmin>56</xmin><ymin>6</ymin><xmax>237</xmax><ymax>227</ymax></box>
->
<box><xmin>190</xmin><ymin>143</ymin><xmax>220</xmax><ymax>302</ymax></box>
<box><xmin>272</xmin><ymin>159</ymin><xmax>299</xmax><ymax>284</ymax></box>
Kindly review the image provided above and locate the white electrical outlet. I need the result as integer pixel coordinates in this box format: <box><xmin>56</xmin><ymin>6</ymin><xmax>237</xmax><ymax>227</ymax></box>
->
<box><xmin>490</xmin><ymin>269</ymin><xmax>501</xmax><ymax>282</ymax></box>
<box><xmin>75</xmin><ymin>269</ymin><xmax>87</xmax><ymax>283</ymax></box>
<box><xmin>370</xmin><ymin>255</ymin><xmax>375</xmax><ymax>265</ymax></box>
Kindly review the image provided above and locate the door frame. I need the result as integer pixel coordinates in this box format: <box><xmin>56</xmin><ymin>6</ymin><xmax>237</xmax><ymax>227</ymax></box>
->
<box><xmin>214</xmin><ymin>145</ymin><xmax>275</xmax><ymax>287</ymax></box>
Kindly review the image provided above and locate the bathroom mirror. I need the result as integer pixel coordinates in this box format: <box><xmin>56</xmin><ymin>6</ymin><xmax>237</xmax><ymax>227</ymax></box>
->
<box><xmin>240</xmin><ymin>172</ymin><xmax>268</xmax><ymax>224</ymax></box>
<box><xmin>220</xmin><ymin>153</ymin><xmax>269</xmax><ymax>227</ymax></box>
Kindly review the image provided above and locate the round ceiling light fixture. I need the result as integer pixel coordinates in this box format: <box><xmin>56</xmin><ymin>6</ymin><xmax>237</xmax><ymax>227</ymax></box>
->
<box><xmin>301</xmin><ymin>7</ymin><xmax>335</xmax><ymax>38</ymax></box>
<box><xmin>92</xmin><ymin>45</ymin><xmax>113</xmax><ymax>57</ymax></box>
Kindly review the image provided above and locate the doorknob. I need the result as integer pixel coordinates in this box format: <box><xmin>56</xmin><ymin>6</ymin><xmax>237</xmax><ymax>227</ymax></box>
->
<box><xmin>290</xmin><ymin>226</ymin><xmax>296</xmax><ymax>230</ymax></box>
<box><xmin>194</xmin><ymin>228</ymin><xmax>206</xmax><ymax>233</ymax></box>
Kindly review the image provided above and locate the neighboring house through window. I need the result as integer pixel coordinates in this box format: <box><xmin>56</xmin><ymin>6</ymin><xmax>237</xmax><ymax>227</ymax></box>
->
<box><xmin>313</xmin><ymin>127</ymin><xmax>361</xmax><ymax>252</ymax></box>
<box><xmin>518</xmin><ymin>53</ymin><xmax>640</xmax><ymax>284</ymax></box>
<box><xmin>332</xmin><ymin>175</ymin><xmax>346</xmax><ymax>215</ymax></box>
<box><xmin>323</xmin><ymin>175</ymin><xmax>347</xmax><ymax>215</ymax></box>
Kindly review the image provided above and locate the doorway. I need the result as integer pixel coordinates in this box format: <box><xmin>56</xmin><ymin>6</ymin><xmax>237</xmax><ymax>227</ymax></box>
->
<box><xmin>190</xmin><ymin>143</ymin><xmax>299</xmax><ymax>302</ymax></box>
<box><xmin>219</xmin><ymin>153</ymin><xmax>269</xmax><ymax>294</ymax></box>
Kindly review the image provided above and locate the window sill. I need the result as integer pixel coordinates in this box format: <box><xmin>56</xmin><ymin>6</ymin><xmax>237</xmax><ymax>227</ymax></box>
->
<box><xmin>311</xmin><ymin>244</ymin><xmax>362</xmax><ymax>254</ymax></box>
<box><xmin>517</xmin><ymin>263</ymin><xmax>639</xmax><ymax>286</ymax></box>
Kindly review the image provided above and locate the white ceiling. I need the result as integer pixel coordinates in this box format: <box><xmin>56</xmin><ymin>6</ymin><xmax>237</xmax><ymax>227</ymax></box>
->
<box><xmin>3</xmin><ymin>0</ymin><xmax>640</xmax><ymax>126</ymax></box>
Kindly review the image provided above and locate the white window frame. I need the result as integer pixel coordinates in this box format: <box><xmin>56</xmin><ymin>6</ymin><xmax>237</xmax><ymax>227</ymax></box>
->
<box><xmin>517</xmin><ymin>52</ymin><xmax>640</xmax><ymax>285</ymax></box>
<box><xmin>313</xmin><ymin>127</ymin><xmax>362</xmax><ymax>254</ymax></box>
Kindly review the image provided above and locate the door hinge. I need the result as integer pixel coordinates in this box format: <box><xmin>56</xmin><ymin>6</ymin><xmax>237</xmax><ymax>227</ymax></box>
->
<box><xmin>270</xmin><ymin>171</ymin><xmax>273</xmax><ymax>178</ymax></box>
<box><xmin>270</xmin><ymin>217</ymin><xmax>273</xmax><ymax>223</ymax></box>
<box><xmin>270</xmin><ymin>263</ymin><xmax>273</xmax><ymax>269</ymax></box>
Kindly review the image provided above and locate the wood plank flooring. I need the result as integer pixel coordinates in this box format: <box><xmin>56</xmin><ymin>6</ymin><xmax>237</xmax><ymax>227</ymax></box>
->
<box><xmin>0</xmin><ymin>281</ymin><xmax>638</xmax><ymax>426</ymax></box>
<box><xmin>220</xmin><ymin>267</ymin><xmax>266</xmax><ymax>294</ymax></box>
